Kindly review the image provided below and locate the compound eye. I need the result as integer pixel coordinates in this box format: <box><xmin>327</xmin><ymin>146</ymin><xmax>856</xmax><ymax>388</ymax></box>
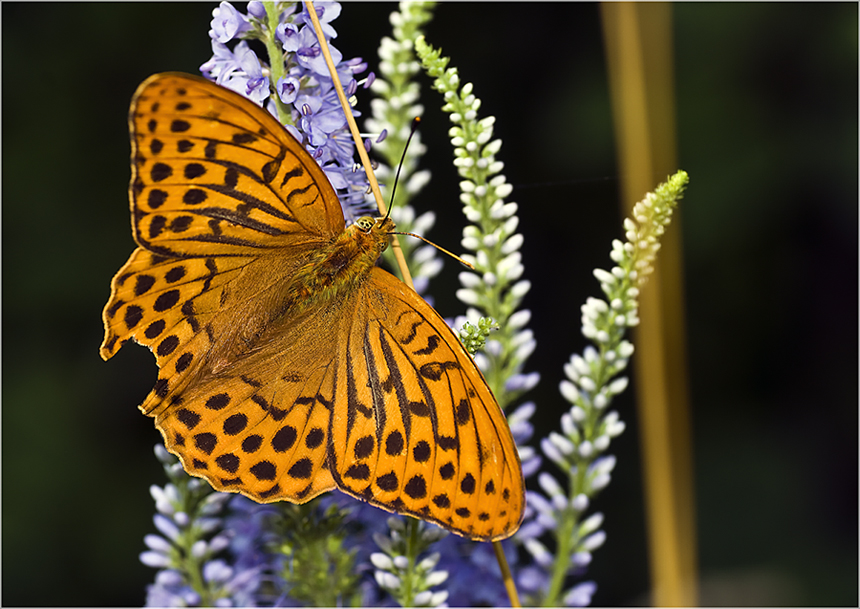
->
<box><xmin>354</xmin><ymin>216</ymin><xmax>374</xmax><ymax>232</ymax></box>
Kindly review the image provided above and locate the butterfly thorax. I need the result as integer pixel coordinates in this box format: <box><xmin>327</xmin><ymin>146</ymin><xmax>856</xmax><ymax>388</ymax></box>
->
<box><xmin>283</xmin><ymin>215</ymin><xmax>394</xmax><ymax>316</ymax></box>
<box><xmin>199</xmin><ymin>216</ymin><xmax>394</xmax><ymax>377</ymax></box>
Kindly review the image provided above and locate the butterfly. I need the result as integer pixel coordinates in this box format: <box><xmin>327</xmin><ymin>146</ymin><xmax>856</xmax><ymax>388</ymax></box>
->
<box><xmin>101</xmin><ymin>73</ymin><xmax>524</xmax><ymax>541</ymax></box>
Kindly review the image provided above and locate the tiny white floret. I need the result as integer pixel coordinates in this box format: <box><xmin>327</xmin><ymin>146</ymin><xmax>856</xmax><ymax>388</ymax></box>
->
<box><xmin>579</xmin><ymin>376</ymin><xmax>597</xmax><ymax>392</ymax></box>
<box><xmin>560</xmin><ymin>379</ymin><xmax>580</xmax><ymax>404</ymax></box>
<box><xmin>571</xmin><ymin>493</ymin><xmax>589</xmax><ymax>511</ymax></box>
<box><xmin>370</xmin><ymin>553</ymin><xmax>394</xmax><ymax>570</ymax></box>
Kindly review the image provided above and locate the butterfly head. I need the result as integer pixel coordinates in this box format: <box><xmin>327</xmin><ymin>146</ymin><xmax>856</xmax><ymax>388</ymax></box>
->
<box><xmin>354</xmin><ymin>215</ymin><xmax>396</xmax><ymax>252</ymax></box>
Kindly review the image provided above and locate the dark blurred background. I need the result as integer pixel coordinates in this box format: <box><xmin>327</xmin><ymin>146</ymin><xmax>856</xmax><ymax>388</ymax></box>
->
<box><xmin>3</xmin><ymin>3</ymin><xmax>856</xmax><ymax>606</ymax></box>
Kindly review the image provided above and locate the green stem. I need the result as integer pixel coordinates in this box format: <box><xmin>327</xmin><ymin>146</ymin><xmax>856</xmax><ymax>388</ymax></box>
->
<box><xmin>543</xmin><ymin>507</ymin><xmax>575</xmax><ymax>606</ymax></box>
<box><xmin>263</xmin><ymin>1</ymin><xmax>294</xmax><ymax>126</ymax></box>
<box><xmin>401</xmin><ymin>517</ymin><xmax>422</xmax><ymax>606</ymax></box>
<box><xmin>182</xmin><ymin>532</ymin><xmax>211</xmax><ymax>605</ymax></box>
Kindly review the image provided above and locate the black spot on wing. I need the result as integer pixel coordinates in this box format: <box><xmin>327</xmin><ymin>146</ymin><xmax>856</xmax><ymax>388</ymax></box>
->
<box><xmin>413</xmin><ymin>334</ymin><xmax>441</xmax><ymax>356</ymax></box>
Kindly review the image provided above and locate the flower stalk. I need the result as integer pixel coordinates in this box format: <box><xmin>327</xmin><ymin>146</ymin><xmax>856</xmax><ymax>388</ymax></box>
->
<box><xmin>371</xmin><ymin>517</ymin><xmax>450</xmax><ymax>607</ymax></box>
<box><xmin>414</xmin><ymin>36</ymin><xmax>539</xmax><ymax>412</ymax></box>
<box><xmin>365</xmin><ymin>1</ymin><xmax>440</xmax><ymax>293</ymax></box>
<box><xmin>519</xmin><ymin>171</ymin><xmax>689</xmax><ymax>606</ymax></box>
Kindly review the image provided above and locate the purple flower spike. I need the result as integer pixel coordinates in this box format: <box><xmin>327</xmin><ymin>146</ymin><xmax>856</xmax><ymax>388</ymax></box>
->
<box><xmin>220</xmin><ymin>44</ymin><xmax>269</xmax><ymax>105</ymax></box>
<box><xmin>288</xmin><ymin>26</ymin><xmax>342</xmax><ymax>76</ymax></box>
<box><xmin>199</xmin><ymin>40</ymin><xmax>242</xmax><ymax>85</ymax></box>
<box><xmin>246</xmin><ymin>1</ymin><xmax>266</xmax><ymax>20</ymax></box>
<box><xmin>203</xmin><ymin>560</ymin><xmax>233</xmax><ymax>584</ymax></box>
<box><xmin>564</xmin><ymin>581</ymin><xmax>598</xmax><ymax>607</ymax></box>
<box><xmin>153</xmin><ymin>514</ymin><xmax>180</xmax><ymax>541</ymax></box>
<box><xmin>209</xmin><ymin>2</ymin><xmax>252</xmax><ymax>43</ymax></box>
<box><xmin>276</xmin><ymin>22</ymin><xmax>300</xmax><ymax>50</ymax></box>
<box><xmin>518</xmin><ymin>565</ymin><xmax>550</xmax><ymax>593</ymax></box>
<box><xmin>140</xmin><ymin>551</ymin><xmax>171</xmax><ymax>568</ymax></box>
<box><xmin>298</xmin><ymin>1</ymin><xmax>342</xmax><ymax>39</ymax></box>
<box><xmin>276</xmin><ymin>76</ymin><xmax>300</xmax><ymax>104</ymax></box>
<box><xmin>521</xmin><ymin>453</ymin><xmax>543</xmax><ymax>477</ymax></box>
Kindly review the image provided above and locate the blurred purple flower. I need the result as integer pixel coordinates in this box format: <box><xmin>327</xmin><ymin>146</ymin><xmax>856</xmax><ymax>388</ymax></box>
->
<box><xmin>209</xmin><ymin>1</ymin><xmax>252</xmax><ymax>43</ymax></box>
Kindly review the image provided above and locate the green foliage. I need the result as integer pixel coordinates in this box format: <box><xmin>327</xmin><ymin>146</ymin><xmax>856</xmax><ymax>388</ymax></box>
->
<box><xmin>372</xmin><ymin>517</ymin><xmax>449</xmax><ymax>607</ymax></box>
<box><xmin>459</xmin><ymin>317</ymin><xmax>500</xmax><ymax>355</ymax></box>
<box><xmin>271</xmin><ymin>502</ymin><xmax>361</xmax><ymax>607</ymax></box>
<box><xmin>534</xmin><ymin>171</ymin><xmax>689</xmax><ymax>606</ymax></box>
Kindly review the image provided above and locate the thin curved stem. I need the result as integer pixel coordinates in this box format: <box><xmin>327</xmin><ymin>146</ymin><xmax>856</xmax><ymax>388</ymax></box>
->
<box><xmin>304</xmin><ymin>0</ymin><xmax>413</xmax><ymax>289</ymax></box>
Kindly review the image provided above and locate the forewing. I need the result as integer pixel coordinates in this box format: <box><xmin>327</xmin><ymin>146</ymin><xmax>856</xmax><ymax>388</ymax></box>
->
<box><xmin>329</xmin><ymin>269</ymin><xmax>525</xmax><ymax>541</ymax></box>
<box><xmin>103</xmin><ymin>73</ymin><xmax>346</xmax><ymax>413</ymax></box>
<box><xmin>128</xmin><ymin>72</ymin><xmax>345</xmax><ymax>258</ymax></box>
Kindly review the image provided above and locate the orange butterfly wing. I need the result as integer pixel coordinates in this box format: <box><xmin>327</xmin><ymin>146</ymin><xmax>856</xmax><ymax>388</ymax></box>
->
<box><xmin>101</xmin><ymin>72</ymin><xmax>344</xmax><ymax>407</ymax></box>
<box><xmin>101</xmin><ymin>73</ymin><xmax>524</xmax><ymax>540</ymax></box>
<box><xmin>127</xmin><ymin>72</ymin><xmax>344</xmax><ymax>259</ymax></box>
<box><xmin>330</xmin><ymin>269</ymin><xmax>524</xmax><ymax>540</ymax></box>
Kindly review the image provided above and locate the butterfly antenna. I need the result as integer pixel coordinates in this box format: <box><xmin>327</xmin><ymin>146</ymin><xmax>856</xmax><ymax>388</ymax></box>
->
<box><xmin>386</xmin><ymin>118</ymin><xmax>474</xmax><ymax>269</ymax></box>
<box><xmin>390</xmin><ymin>230</ymin><xmax>475</xmax><ymax>270</ymax></box>
<box><xmin>384</xmin><ymin>117</ymin><xmax>421</xmax><ymax>221</ymax></box>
